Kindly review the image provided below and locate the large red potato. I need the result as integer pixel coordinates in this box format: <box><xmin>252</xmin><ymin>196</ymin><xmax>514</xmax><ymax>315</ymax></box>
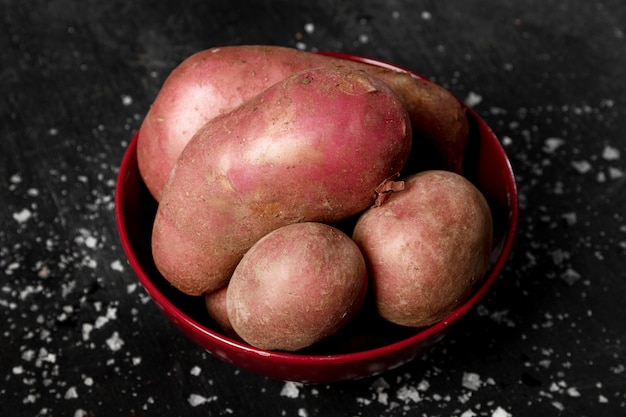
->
<box><xmin>152</xmin><ymin>67</ymin><xmax>411</xmax><ymax>296</ymax></box>
<box><xmin>226</xmin><ymin>222</ymin><xmax>368</xmax><ymax>351</ymax></box>
<box><xmin>137</xmin><ymin>45</ymin><xmax>468</xmax><ymax>200</ymax></box>
<box><xmin>352</xmin><ymin>170</ymin><xmax>493</xmax><ymax>328</ymax></box>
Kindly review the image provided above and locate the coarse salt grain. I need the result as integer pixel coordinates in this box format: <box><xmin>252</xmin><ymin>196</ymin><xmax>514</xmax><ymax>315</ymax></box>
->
<box><xmin>492</xmin><ymin>406</ymin><xmax>512</xmax><ymax>417</ymax></box>
<box><xmin>462</xmin><ymin>372</ymin><xmax>482</xmax><ymax>391</ymax></box>
<box><xmin>188</xmin><ymin>393</ymin><xmax>216</xmax><ymax>406</ymax></box>
<box><xmin>64</xmin><ymin>386</ymin><xmax>78</xmax><ymax>399</ymax></box>
<box><xmin>105</xmin><ymin>332</ymin><xmax>124</xmax><ymax>352</ymax></box>
<box><xmin>602</xmin><ymin>145</ymin><xmax>620</xmax><ymax>160</ymax></box>
<box><xmin>571</xmin><ymin>160</ymin><xmax>592</xmax><ymax>174</ymax></box>
<box><xmin>543</xmin><ymin>138</ymin><xmax>565</xmax><ymax>153</ymax></box>
<box><xmin>13</xmin><ymin>208</ymin><xmax>32</xmax><ymax>223</ymax></box>
<box><xmin>280</xmin><ymin>381</ymin><xmax>302</xmax><ymax>398</ymax></box>
<box><xmin>110</xmin><ymin>260</ymin><xmax>125</xmax><ymax>272</ymax></box>
<box><xmin>396</xmin><ymin>385</ymin><xmax>421</xmax><ymax>403</ymax></box>
<box><xmin>464</xmin><ymin>92</ymin><xmax>483</xmax><ymax>107</ymax></box>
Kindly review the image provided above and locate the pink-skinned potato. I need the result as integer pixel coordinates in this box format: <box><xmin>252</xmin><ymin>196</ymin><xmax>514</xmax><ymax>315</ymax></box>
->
<box><xmin>204</xmin><ymin>286</ymin><xmax>239</xmax><ymax>339</ymax></box>
<box><xmin>226</xmin><ymin>222</ymin><xmax>368</xmax><ymax>351</ymax></box>
<box><xmin>137</xmin><ymin>45</ymin><xmax>467</xmax><ymax>200</ymax></box>
<box><xmin>352</xmin><ymin>170</ymin><xmax>493</xmax><ymax>328</ymax></box>
<box><xmin>151</xmin><ymin>67</ymin><xmax>411</xmax><ymax>296</ymax></box>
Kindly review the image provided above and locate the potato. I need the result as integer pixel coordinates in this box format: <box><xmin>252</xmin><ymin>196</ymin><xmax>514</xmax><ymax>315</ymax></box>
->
<box><xmin>352</xmin><ymin>170</ymin><xmax>493</xmax><ymax>328</ymax></box>
<box><xmin>151</xmin><ymin>67</ymin><xmax>411</xmax><ymax>295</ymax></box>
<box><xmin>226</xmin><ymin>222</ymin><xmax>368</xmax><ymax>351</ymax></box>
<box><xmin>137</xmin><ymin>45</ymin><xmax>468</xmax><ymax>200</ymax></box>
<box><xmin>204</xmin><ymin>286</ymin><xmax>238</xmax><ymax>338</ymax></box>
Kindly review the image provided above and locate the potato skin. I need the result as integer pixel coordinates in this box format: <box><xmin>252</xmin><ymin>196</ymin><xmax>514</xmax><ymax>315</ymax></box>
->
<box><xmin>151</xmin><ymin>67</ymin><xmax>411</xmax><ymax>295</ymax></box>
<box><xmin>204</xmin><ymin>286</ymin><xmax>238</xmax><ymax>338</ymax></box>
<box><xmin>226</xmin><ymin>222</ymin><xmax>368</xmax><ymax>351</ymax></box>
<box><xmin>137</xmin><ymin>45</ymin><xmax>467</xmax><ymax>200</ymax></box>
<box><xmin>352</xmin><ymin>170</ymin><xmax>493</xmax><ymax>328</ymax></box>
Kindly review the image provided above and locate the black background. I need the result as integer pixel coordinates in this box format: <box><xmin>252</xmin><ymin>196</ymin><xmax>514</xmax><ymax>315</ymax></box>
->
<box><xmin>2</xmin><ymin>1</ymin><xmax>625</xmax><ymax>416</ymax></box>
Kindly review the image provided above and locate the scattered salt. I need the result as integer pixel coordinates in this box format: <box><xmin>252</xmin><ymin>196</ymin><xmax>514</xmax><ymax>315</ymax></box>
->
<box><xmin>280</xmin><ymin>381</ymin><xmax>302</xmax><ymax>398</ymax></box>
<box><xmin>492</xmin><ymin>406</ymin><xmax>512</xmax><ymax>417</ymax></box>
<box><xmin>561</xmin><ymin>212</ymin><xmax>577</xmax><ymax>226</ymax></box>
<box><xmin>105</xmin><ymin>332</ymin><xmax>124</xmax><ymax>352</ymax></box>
<box><xmin>110</xmin><ymin>260</ymin><xmax>125</xmax><ymax>272</ymax></box>
<box><xmin>571</xmin><ymin>160</ymin><xmax>592</xmax><ymax>174</ymax></box>
<box><xmin>602</xmin><ymin>145</ymin><xmax>620</xmax><ymax>160</ymax></box>
<box><xmin>464</xmin><ymin>92</ymin><xmax>483</xmax><ymax>107</ymax></box>
<box><xmin>64</xmin><ymin>386</ymin><xmax>78</xmax><ymax>399</ymax></box>
<box><xmin>543</xmin><ymin>137</ymin><xmax>565</xmax><ymax>153</ymax></box>
<box><xmin>462</xmin><ymin>372</ymin><xmax>482</xmax><ymax>391</ymax></box>
<box><xmin>608</xmin><ymin>167</ymin><xmax>624</xmax><ymax>180</ymax></box>
<box><xmin>190</xmin><ymin>366</ymin><xmax>202</xmax><ymax>376</ymax></box>
<box><xmin>560</xmin><ymin>268</ymin><xmax>582</xmax><ymax>286</ymax></box>
<box><xmin>396</xmin><ymin>385</ymin><xmax>421</xmax><ymax>403</ymax></box>
<box><xmin>13</xmin><ymin>208</ymin><xmax>33</xmax><ymax>223</ymax></box>
<box><xmin>188</xmin><ymin>393</ymin><xmax>211</xmax><ymax>407</ymax></box>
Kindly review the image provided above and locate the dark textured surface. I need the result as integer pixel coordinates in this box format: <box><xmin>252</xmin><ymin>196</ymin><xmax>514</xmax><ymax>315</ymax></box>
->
<box><xmin>2</xmin><ymin>1</ymin><xmax>625</xmax><ymax>416</ymax></box>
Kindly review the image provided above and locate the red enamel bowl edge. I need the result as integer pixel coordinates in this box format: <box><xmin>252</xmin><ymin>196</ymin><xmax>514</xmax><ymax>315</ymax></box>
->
<box><xmin>114</xmin><ymin>53</ymin><xmax>519</xmax><ymax>384</ymax></box>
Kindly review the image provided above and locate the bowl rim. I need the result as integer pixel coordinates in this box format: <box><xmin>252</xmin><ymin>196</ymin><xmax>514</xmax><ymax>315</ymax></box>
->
<box><xmin>115</xmin><ymin>52</ymin><xmax>519</xmax><ymax>367</ymax></box>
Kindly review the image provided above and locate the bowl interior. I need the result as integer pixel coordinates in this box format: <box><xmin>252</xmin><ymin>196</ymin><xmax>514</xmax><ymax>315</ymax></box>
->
<box><xmin>115</xmin><ymin>53</ymin><xmax>518</xmax><ymax>382</ymax></box>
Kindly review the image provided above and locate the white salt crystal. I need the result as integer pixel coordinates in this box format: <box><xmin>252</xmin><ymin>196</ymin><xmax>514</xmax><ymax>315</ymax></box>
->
<box><xmin>13</xmin><ymin>208</ymin><xmax>32</xmax><ymax>223</ymax></box>
<box><xmin>190</xmin><ymin>366</ymin><xmax>202</xmax><ymax>376</ymax></box>
<box><xmin>602</xmin><ymin>145</ymin><xmax>620</xmax><ymax>160</ymax></box>
<box><xmin>572</xmin><ymin>160</ymin><xmax>592</xmax><ymax>173</ymax></box>
<box><xmin>492</xmin><ymin>406</ymin><xmax>512</xmax><ymax>417</ymax></box>
<box><xmin>396</xmin><ymin>385</ymin><xmax>421</xmax><ymax>403</ymax></box>
<box><xmin>462</xmin><ymin>372</ymin><xmax>482</xmax><ymax>391</ymax></box>
<box><xmin>188</xmin><ymin>394</ymin><xmax>208</xmax><ymax>407</ymax></box>
<box><xmin>64</xmin><ymin>386</ymin><xmax>78</xmax><ymax>399</ymax></box>
<box><xmin>280</xmin><ymin>381</ymin><xmax>301</xmax><ymax>398</ymax></box>
<box><xmin>105</xmin><ymin>332</ymin><xmax>124</xmax><ymax>352</ymax></box>
<box><xmin>543</xmin><ymin>138</ymin><xmax>565</xmax><ymax>153</ymax></box>
<box><xmin>608</xmin><ymin>167</ymin><xmax>624</xmax><ymax>180</ymax></box>
<box><xmin>464</xmin><ymin>92</ymin><xmax>483</xmax><ymax>107</ymax></box>
<box><xmin>110</xmin><ymin>260</ymin><xmax>125</xmax><ymax>272</ymax></box>
<box><xmin>560</xmin><ymin>268</ymin><xmax>581</xmax><ymax>286</ymax></box>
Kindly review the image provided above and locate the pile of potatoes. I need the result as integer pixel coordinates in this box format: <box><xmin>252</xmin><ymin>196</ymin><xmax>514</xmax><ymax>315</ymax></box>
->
<box><xmin>138</xmin><ymin>45</ymin><xmax>493</xmax><ymax>352</ymax></box>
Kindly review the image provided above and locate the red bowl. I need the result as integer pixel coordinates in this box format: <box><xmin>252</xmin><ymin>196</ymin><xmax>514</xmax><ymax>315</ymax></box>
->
<box><xmin>115</xmin><ymin>53</ymin><xmax>518</xmax><ymax>384</ymax></box>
